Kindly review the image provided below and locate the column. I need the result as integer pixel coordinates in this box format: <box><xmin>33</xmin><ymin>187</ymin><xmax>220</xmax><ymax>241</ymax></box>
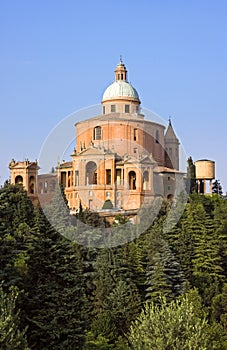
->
<box><xmin>210</xmin><ymin>180</ymin><xmax>212</xmax><ymax>195</ymax></box>
<box><xmin>203</xmin><ymin>180</ymin><xmax>206</xmax><ymax>194</ymax></box>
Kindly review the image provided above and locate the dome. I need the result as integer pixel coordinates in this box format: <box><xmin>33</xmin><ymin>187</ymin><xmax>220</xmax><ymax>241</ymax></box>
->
<box><xmin>102</xmin><ymin>80</ymin><xmax>140</xmax><ymax>101</ymax></box>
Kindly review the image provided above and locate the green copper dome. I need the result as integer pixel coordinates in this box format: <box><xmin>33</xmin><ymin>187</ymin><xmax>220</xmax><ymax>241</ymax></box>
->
<box><xmin>102</xmin><ymin>80</ymin><xmax>140</xmax><ymax>101</ymax></box>
<box><xmin>102</xmin><ymin>59</ymin><xmax>140</xmax><ymax>102</ymax></box>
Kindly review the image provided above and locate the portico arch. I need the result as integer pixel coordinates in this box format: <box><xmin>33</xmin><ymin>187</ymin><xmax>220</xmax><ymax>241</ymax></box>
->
<box><xmin>86</xmin><ymin>161</ymin><xmax>97</xmax><ymax>185</ymax></box>
<box><xmin>129</xmin><ymin>171</ymin><xmax>136</xmax><ymax>190</ymax></box>
<box><xmin>15</xmin><ymin>175</ymin><xmax>23</xmax><ymax>185</ymax></box>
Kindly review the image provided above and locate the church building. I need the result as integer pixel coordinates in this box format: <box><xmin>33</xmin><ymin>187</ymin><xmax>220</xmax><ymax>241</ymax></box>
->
<box><xmin>9</xmin><ymin>59</ymin><xmax>182</xmax><ymax>213</ymax></box>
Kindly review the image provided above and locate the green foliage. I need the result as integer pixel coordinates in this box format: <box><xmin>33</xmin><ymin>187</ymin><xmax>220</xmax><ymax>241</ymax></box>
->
<box><xmin>0</xmin><ymin>184</ymin><xmax>34</xmax><ymax>289</ymax></box>
<box><xmin>145</xmin><ymin>218</ymin><xmax>186</xmax><ymax>302</ymax></box>
<box><xmin>102</xmin><ymin>200</ymin><xmax>113</xmax><ymax>209</ymax></box>
<box><xmin>0</xmin><ymin>183</ymin><xmax>34</xmax><ymax>231</ymax></box>
<box><xmin>113</xmin><ymin>214</ymin><xmax>128</xmax><ymax>225</ymax></box>
<box><xmin>128</xmin><ymin>289</ymin><xmax>220</xmax><ymax>350</ymax></box>
<box><xmin>44</xmin><ymin>183</ymin><xmax>72</xmax><ymax>235</ymax></box>
<box><xmin>78</xmin><ymin>208</ymin><xmax>103</xmax><ymax>227</ymax></box>
<box><xmin>84</xmin><ymin>331</ymin><xmax>115</xmax><ymax>349</ymax></box>
<box><xmin>0</xmin><ymin>183</ymin><xmax>227</xmax><ymax>348</ymax></box>
<box><xmin>23</xmin><ymin>209</ymin><xmax>87</xmax><ymax>349</ymax></box>
<box><xmin>0</xmin><ymin>283</ymin><xmax>29</xmax><ymax>349</ymax></box>
<box><xmin>91</xmin><ymin>247</ymin><xmax>141</xmax><ymax>345</ymax></box>
<box><xmin>212</xmin><ymin>179</ymin><xmax>223</xmax><ymax>196</ymax></box>
<box><xmin>186</xmin><ymin>156</ymin><xmax>196</xmax><ymax>193</ymax></box>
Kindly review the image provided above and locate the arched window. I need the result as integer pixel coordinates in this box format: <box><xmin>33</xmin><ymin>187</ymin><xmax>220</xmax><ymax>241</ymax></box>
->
<box><xmin>94</xmin><ymin>126</ymin><xmax>102</xmax><ymax>140</ymax></box>
<box><xmin>15</xmin><ymin>175</ymin><xmax>23</xmax><ymax>185</ymax></box>
<box><xmin>29</xmin><ymin>175</ymin><xmax>35</xmax><ymax>194</ymax></box>
<box><xmin>129</xmin><ymin>171</ymin><xmax>136</xmax><ymax>190</ymax></box>
<box><xmin>155</xmin><ymin>130</ymin><xmax>159</xmax><ymax>144</ymax></box>
<box><xmin>68</xmin><ymin>173</ymin><xmax>71</xmax><ymax>187</ymax></box>
<box><xmin>86</xmin><ymin>161</ymin><xmax>97</xmax><ymax>185</ymax></box>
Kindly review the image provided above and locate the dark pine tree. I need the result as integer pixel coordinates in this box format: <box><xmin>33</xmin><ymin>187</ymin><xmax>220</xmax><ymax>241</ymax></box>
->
<box><xmin>23</xmin><ymin>208</ymin><xmax>87</xmax><ymax>350</ymax></box>
<box><xmin>212</xmin><ymin>180</ymin><xmax>223</xmax><ymax>196</ymax></box>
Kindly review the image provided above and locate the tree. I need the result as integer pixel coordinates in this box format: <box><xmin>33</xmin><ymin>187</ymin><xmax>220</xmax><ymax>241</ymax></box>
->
<box><xmin>192</xmin><ymin>213</ymin><xmax>224</xmax><ymax>305</ymax></box>
<box><xmin>44</xmin><ymin>183</ymin><xmax>72</xmax><ymax>235</ymax></box>
<box><xmin>102</xmin><ymin>200</ymin><xmax>113</xmax><ymax>209</ymax></box>
<box><xmin>0</xmin><ymin>284</ymin><xmax>29</xmax><ymax>350</ymax></box>
<box><xmin>171</xmin><ymin>200</ymin><xmax>206</xmax><ymax>284</ymax></box>
<box><xmin>0</xmin><ymin>184</ymin><xmax>34</xmax><ymax>289</ymax></box>
<box><xmin>23</xmin><ymin>209</ymin><xmax>87</xmax><ymax>349</ymax></box>
<box><xmin>145</xmin><ymin>230</ymin><xmax>185</xmax><ymax>302</ymax></box>
<box><xmin>90</xmin><ymin>247</ymin><xmax>141</xmax><ymax>346</ymax></box>
<box><xmin>186</xmin><ymin>156</ymin><xmax>196</xmax><ymax>193</ymax></box>
<box><xmin>128</xmin><ymin>289</ymin><xmax>222</xmax><ymax>350</ymax></box>
<box><xmin>212</xmin><ymin>180</ymin><xmax>223</xmax><ymax>196</ymax></box>
<box><xmin>0</xmin><ymin>183</ymin><xmax>35</xmax><ymax>232</ymax></box>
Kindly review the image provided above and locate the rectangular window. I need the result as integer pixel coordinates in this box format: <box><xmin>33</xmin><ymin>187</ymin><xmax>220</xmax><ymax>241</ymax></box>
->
<box><xmin>125</xmin><ymin>104</ymin><xmax>130</xmax><ymax>113</ymax></box>
<box><xmin>156</xmin><ymin>130</ymin><xmax>159</xmax><ymax>144</ymax></box>
<box><xmin>106</xmin><ymin>191</ymin><xmax>111</xmax><ymax>198</ymax></box>
<box><xmin>75</xmin><ymin>171</ymin><xmax>79</xmax><ymax>186</ymax></box>
<box><xmin>116</xmin><ymin>169</ymin><xmax>121</xmax><ymax>185</ymax></box>
<box><xmin>168</xmin><ymin>185</ymin><xmax>171</xmax><ymax>191</ymax></box>
<box><xmin>94</xmin><ymin>126</ymin><xmax>102</xmax><ymax>140</ymax></box>
<box><xmin>134</xmin><ymin>128</ymin><xmax>138</xmax><ymax>141</ymax></box>
<box><xmin>89</xmin><ymin>190</ymin><xmax>93</xmax><ymax>197</ymax></box>
<box><xmin>134</xmin><ymin>148</ymin><xmax>137</xmax><ymax>154</ymax></box>
<box><xmin>106</xmin><ymin>169</ymin><xmax>111</xmax><ymax>185</ymax></box>
<box><xmin>93</xmin><ymin>172</ymin><xmax>97</xmax><ymax>185</ymax></box>
<box><xmin>111</xmin><ymin>105</ymin><xmax>116</xmax><ymax>113</ymax></box>
<box><xmin>103</xmin><ymin>106</ymin><xmax>105</xmax><ymax>114</ymax></box>
<box><xmin>61</xmin><ymin>172</ymin><xmax>66</xmax><ymax>188</ymax></box>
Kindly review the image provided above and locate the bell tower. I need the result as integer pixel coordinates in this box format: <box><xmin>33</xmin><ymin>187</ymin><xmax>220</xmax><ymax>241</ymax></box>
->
<box><xmin>164</xmin><ymin>119</ymin><xmax>180</xmax><ymax>170</ymax></box>
<box><xmin>9</xmin><ymin>159</ymin><xmax>39</xmax><ymax>196</ymax></box>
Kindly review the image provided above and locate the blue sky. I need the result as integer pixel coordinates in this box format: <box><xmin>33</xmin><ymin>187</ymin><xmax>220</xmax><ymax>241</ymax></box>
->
<box><xmin>1</xmin><ymin>1</ymin><xmax>227</xmax><ymax>191</ymax></box>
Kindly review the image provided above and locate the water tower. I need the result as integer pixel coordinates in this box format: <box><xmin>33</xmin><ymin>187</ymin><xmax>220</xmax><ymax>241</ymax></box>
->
<box><xmin>194</xmin><ymin>159</ymin><xmax>215</xmax><ymax>194</ymax></box>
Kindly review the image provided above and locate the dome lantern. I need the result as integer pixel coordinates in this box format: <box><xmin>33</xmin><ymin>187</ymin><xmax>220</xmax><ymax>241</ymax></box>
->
<box><xmin>102</xmin><ymin>59</ymin><xmax>141</xmax><ymax>107</ymax></box>
<box><xmin>115</xmin><ymin>56</ymin><xmax>127</xmax><ymax>81</ymax></box>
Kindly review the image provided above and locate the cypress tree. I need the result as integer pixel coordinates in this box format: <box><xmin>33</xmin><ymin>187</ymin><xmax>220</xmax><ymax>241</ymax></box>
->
<box><xmin>23</xmin><ymin>209</ymin><xmax>86</xmax><ymax>349</ymax></box>
<box><xmin>0</xmin><ymin>284</ymin><xmax>29</xmax><ymax>350</ymax></box>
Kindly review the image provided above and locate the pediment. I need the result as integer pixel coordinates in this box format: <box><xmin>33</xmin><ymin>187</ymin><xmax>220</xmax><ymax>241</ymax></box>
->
<box><xmin>123</xmin><ymin>154</ymin><xmax>155</xmax><ymax>165</ymax></box>
<box><xmin>9</xmin><ymin>161</ymin><xmax>39</xmax><ymax>170</ymax></box>
<box><xmin>78</xmin><ymin>146</ymin><xmax>114</xmax><ymax>157</ymax></box>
